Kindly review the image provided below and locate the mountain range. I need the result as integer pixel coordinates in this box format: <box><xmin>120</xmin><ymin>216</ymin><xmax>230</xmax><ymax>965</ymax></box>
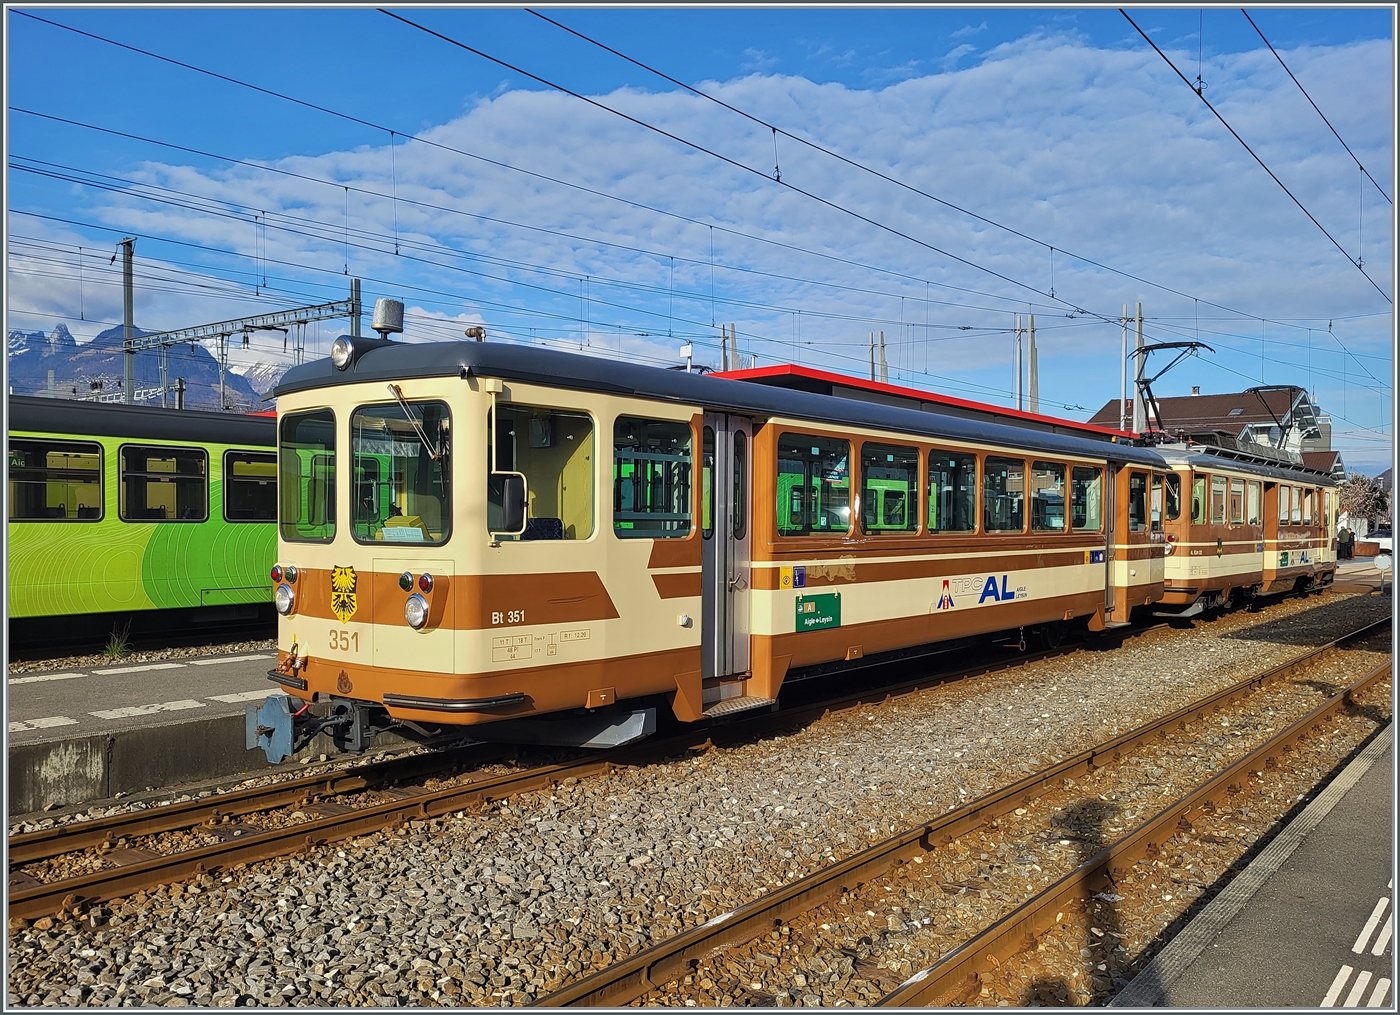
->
<box><xmin>6</xmin><ymin>323</ymin><xmax>283</xmax><ymax>411</ymax></box>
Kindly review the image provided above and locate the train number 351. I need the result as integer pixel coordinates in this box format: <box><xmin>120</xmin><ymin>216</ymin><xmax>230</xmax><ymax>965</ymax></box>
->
<box><xmin>329</xmin><ymin>630</ymin><xmax>360</xmax><ymax>651</ymax></box>
<box><xmin>492</xmin><ymin>610</ymin><xmax>526</xmax><ymax>625</ymax></box>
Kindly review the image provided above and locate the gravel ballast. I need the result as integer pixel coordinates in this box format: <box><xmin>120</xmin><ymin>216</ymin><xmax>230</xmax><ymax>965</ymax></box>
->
<box><xmin>5</xmin><ymin>591</ymin><xmax>1389</xmax><ymax>1007</ymax></box>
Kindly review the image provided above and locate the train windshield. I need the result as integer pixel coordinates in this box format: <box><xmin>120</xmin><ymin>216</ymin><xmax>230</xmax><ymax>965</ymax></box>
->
<box><xmin>279</xmin><ymin>409</ymin><xmax>336</xmax><ymax>543</ymax></box>
<box><xmin>351</xmin><ymin>401</ymin><xmax>451</xmax><ymax>545</ymax></box>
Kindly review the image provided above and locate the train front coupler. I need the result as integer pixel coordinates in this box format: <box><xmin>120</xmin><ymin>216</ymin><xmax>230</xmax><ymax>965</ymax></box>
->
<box><xmin>246</xmin><ymin>694</ymin><xmax>385</xmax><ymax>764</ymax></box>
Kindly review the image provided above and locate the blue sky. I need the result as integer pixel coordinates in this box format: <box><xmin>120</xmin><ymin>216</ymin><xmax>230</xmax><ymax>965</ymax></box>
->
<box><xmin>6</xmin><ymin>6</ymin><xmax>1395</xmax><ymax>470</ymax></box>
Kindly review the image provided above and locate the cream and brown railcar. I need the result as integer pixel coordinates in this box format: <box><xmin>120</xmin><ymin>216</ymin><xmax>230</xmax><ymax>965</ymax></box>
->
<box><xmin>261</xmin><ymin>339</ymin><xmax>1173</xmax><ymax>753</ymax></box>
<box><xmin>1154</xmin><ymin>445</ymin><xmax>1336</xmax><ymax>612</ymax></box>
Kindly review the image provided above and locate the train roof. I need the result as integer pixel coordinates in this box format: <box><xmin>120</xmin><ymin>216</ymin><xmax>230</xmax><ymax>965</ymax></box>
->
<box><xmin>275</xmin><ymin>338</ymin><xmax>1169</xmax><ymax>467</ymax></box>
<box><xmin>7</xmin><ymin>395</ymin><xmax>275</xmax><ymax>446</ymax></box>
<box><xmin>1151</xmin><ymin>442</ymin><xmax>1337</xmax><ymax>486</ymax></box>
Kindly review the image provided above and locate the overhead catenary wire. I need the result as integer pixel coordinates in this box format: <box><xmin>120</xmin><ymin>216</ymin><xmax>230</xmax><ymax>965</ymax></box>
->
<box><xmin>1119</xmin><ymin>8</ymin><xmax>1390</xmax><ymax>303</ymax></box>
<box><xmin>523</xmin><ymin>8</ymin><xmax>1391</xmax><ymax>331</ymax></box>
<box><xmin>8</xmin><ymin>106</ymin><xmax>1072</xmax><ymax>324</ymax></box>
<box><xmin>8</xmin><ymin>155</ymin><xmax>1086</xmax><ymax>338</ymax></box>
<box><xmin>378</xmin><ymin>8</ymin><xmax>1094</xmax><ymax>318</ymax></box>
<box><xmin>11</xmin><ymin>12</ymin><xmax>1390</xmax><ymax>415</ymax></box>
<box><xmin>1240</xmin><ymin>8</ymin><xmax>1391</xmax><ymax>204</ymax></box>
<box><xmin>12</xmin><ymin>16</ymin><xmax>1386</xmax><ymax>346</ymax></box>
<box><xmin>11</xmin><ymin>208</ymin><xmax>1038</xmax><ymax>403</ymax></box>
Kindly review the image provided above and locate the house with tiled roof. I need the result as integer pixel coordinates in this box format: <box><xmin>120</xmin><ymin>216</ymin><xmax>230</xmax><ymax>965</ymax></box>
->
<box><xmin>1087</xmin><ymin>385</ymin><xmax>1340</xmax><ymax>473</ymax></box>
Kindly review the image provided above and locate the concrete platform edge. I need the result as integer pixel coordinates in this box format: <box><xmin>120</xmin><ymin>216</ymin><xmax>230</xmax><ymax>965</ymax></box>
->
<box><xmin>1110</xmin><ymin>723</ymin><xmax>1394</xmax><ymax>1007</ymax></box>
<box><xmin>8</xmin><ymin>711</ymin><xmax>416</xmax><ymax>817</ymax></box>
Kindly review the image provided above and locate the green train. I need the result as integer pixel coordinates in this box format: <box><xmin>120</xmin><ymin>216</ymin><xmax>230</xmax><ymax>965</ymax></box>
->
<box><xmin>7</xmin><ymin>396</ymin><xmax>277</xmax><ymax>650</ymax></box>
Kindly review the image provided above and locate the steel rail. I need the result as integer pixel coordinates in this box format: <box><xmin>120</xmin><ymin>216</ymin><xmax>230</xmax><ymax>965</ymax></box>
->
<box><xmin>7</xmin><ymin>623</ymin><xmax>1140</xmax><ymax>919</ymax></box>
<box><xmin>9</xmin><ymin>619</ymin><xmax>1157</xmax><ymax>888</ymax></box>
<box><xmin>534</xmin><ymin>616</ymin><xmax>1389</xmax><ymax>1007</ymax></box>
<box><xmin>878</xmin><ymin>656</ymin><xmax>1393</xmax><ymax>1006</ymax></box>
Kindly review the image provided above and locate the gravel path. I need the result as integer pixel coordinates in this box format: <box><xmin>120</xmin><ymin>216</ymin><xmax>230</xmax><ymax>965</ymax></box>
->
<box><xmin>6</xmin><ymin>591</ymin><xmax>1389</xmax><ymax>1008</ymax></box>
<box><xmin>8</xmin><ymin>638</ymin><xmax>277</xmax><ymax>676</ymax></box>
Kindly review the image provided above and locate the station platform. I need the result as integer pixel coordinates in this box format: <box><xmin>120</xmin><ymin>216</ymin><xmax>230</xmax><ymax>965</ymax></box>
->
<box><xmin>1112</xmin><ymin>725</ymin><xmax>1394</xmax><ymax>1008</ymax></box>
<box><xmin>1333</xmin><ymin>557</ymin><xmax>1394</xmax><ymax>596</ymax></box>
<box><xmin>5</xmin><ymin>649</ymin><xmax>420</xmax><ymax>817</ymax></box>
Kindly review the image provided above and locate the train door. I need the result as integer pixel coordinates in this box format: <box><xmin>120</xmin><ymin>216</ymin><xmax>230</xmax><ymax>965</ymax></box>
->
<box><xmin>1103</xmin><ymin>464</ymin><xmax>1117</xmax><ymax>614</ymax></box>
<box><xmin>701</xmin><ymin>414</ymin><xmax>752</xmax><ymax>679</ymax></box>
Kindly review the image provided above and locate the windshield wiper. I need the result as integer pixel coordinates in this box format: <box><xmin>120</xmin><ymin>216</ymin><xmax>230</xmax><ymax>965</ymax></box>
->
<box><xmin>387</xmin><ymin>383</ymin><xmax>442</xmax><ymax>460</ymax></box>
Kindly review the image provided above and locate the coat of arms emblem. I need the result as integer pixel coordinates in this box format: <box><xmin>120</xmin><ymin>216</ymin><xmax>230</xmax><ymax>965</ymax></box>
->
<box><xmin>330</xmin><ymin>565</ymin><xmax>358</xmax><ymax>623</ymax></box>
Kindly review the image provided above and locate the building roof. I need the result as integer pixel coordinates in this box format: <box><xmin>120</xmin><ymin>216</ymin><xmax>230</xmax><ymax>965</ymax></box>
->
<box><xmin>1301</xmin><ymin>451</ymin><xmax>1345</xmax><ymax>477</ymax></box>
<box><xmin>715</xmin><ymin>363</ymin><xmax>1133</xmax><ymax>442</ymax></box>
<box><xmin>1087</xmin><ymin>386</ymin><xmax>1306</xmax><ymax>434</ymax></box>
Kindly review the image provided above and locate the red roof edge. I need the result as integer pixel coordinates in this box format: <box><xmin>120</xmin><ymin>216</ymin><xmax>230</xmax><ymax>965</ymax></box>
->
<box><xmin>712</xmin><ymin>363</ymin><xmax>1138</xmax><ymax>440</ymax></box>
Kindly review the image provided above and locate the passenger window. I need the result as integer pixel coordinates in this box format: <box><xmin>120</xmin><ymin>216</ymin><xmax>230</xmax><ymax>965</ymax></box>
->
<box><xmin>929</xmin><ymin>451</ymin><xmax>977</xmax><ymax>533</ymax></box>
<box><xmin>1278</xmin><ymin>485</ymin><xmax>1290</xmax><ymax>525</ymax></box>
<box><xmin>1229</xmin><ymin>479</ymin><xmax>1244</xmax><ymax>524</ymax></box>
<box><xmin>489</xmin><ymin>404</ymin><xmax>594</xmax><ymax>540</ymax></box>
<box><xmin>1191</xmin><ymin>477</ymin><xmax>1206</xmax><ymax>524</ymax></box>
<box><xmin>121</xmin><ymin>445</ymin><xmax>207</xmax><ymax>522</ymax></box>
<box><xmin>224</xmin><ymin>451</ymin><xmax>277</xmax><ymax>522</ymax></box>
<box><xmin>1210</xmin><ymin>476</ymin><xmax>1227</xmax><ymax>525</ymax></box>
<box><xmin>1070</xmin><ymin>466</ymin><xmax>1103</xmax><ymax>531</ymax></box>
<box><xmin>777</xmin><ymin>433</ymin><xmax>851</xmax><ymax>535</ymax></box>
<box><xmin>861</xmin><ymin>443</ymin><xmax>919</xmax><ymax>535</ymax></box>
<box><xmin>613</xmin><ymin>417</ymin><xmax>692</xmax><ymax>539</ymax></box>
<box><xmin>1165</xmin><ymin>474</ymin><xmax>1181</xmax><ymax>521</ymax></box>
<box><xmin>352</xmin><ymin>401</ymin><xmax>451</xmax><ymax>545</ymax></box>
<box><xmin>1030</xmin><ymin>461</ymin><xmax>1066</xmax><ymax>532</ymax></box>
<box><xmin>1302</xmin><ymin>488</ymin><xmax>1314</xmax><ymax>525</ymax></box>
<box><xmin>8</xmin><ymin>439</ymin><xmax>102</xmax><ymax>521</ymax></box>
<box><xmin>1290</xmin><ymin>486</ymin><xmax>1302</xmax><ymax>525</ymax></box>
<box><xmin>701</xmin><ymin>426</ymin><xmax>714</xmax><ymax>539</ymax></box>
<box><xmin>1150</xmin><ymin>474</ymin><xmax>1164</xmax><ymax>532</ymax></box>
<box><xmin>1128</xmin><ymin>472</ymin><xmax>1147</xmax><ymax>532</ymax></box>
<box><xmin>984</xmin><ymin>457</ymin><xmax>1026</xmax><ymax>533</ymax></box>
<box><xmin>1247</xmin><ymin>482</ymin><xmax>1262</xmax><ymax>526</ymax></box>
<box><xmin>280</xmin><ymin>409</ymin><xmax>335</xmax><ymax>542</ymax></box>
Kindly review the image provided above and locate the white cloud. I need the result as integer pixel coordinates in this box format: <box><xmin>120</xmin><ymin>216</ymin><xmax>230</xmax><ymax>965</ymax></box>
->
<box><xmin>951</xmin><ymin>21</ymin><xmax>988</xmax><ymax>40</ymax></box>
<box><xmin>7</xmin><ymin>30</ymin><xmax>1392</xmax><ymax>467</ymax></box>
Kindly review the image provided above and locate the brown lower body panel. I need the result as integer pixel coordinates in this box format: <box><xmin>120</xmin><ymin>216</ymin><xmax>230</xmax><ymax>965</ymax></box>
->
<box><xmin>280</xmin><ymin>646</ymin><xmax>700</xmax><ymax>726</ymax></box>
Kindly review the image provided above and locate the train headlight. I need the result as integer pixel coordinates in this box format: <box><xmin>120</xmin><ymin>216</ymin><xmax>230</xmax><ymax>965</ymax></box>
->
<box><xmin>330</xmin><ymin>336</ymin><xmax>354</xmax><ymax>370</ymax></box>
<box><xmin>275</xmin><ymin>583</ymin><xmax>295</xmax><ymax>616</ymax></box>
<box><xmin>404</xmin><ymin>593</ymin><xmax>429</xmax><ymax>629</ymax></box>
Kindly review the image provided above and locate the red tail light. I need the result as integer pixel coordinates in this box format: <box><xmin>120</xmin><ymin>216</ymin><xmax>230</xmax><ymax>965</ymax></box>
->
<box><xmin>271</xmin><ymin>564</ymin><xmax>283</xmax><ymax>582</ymax></box>
<box><xmin>418</xmin><ymin>573</ymin><xmax>434</xmax><ymax>593</ymax></box>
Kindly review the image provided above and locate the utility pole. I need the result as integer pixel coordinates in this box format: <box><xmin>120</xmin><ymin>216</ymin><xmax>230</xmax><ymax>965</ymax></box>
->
<box><xmin>1120</xmin><ymin>304</ymin><xmax>1128</xmax><ymax>431</ymax></box>
<box><xmin>868</xmin><ymin>332</ymin><xmax>876</xmax><ymax>381</ymax></box>
<box><xmin>1132</xmin><ymin>302</ymin><xmax>1146</xmax><ymax>434</ymax></box>
<box><xmin>120</xmin><ymin>237</ymin><xmax>136</xmax><ymax>404</ymax></box>
<box><xmin>1013</xmin><ymin>315</ymin><xmax>1023</xmax><ymax>411</ymax></box>
<box><xmin>1027</xmin><ymin>315</ymin><xmax>1038</xmax><ymax>414</ymax></box>
<box><xmin>877</xmin><ymin>330</ymin><xmax>887</xmax><ymax>384</ymax></box>
<box><xmin>350</xmin><ymin>278</ymin><xmax>362</xmax><ymax>338</ymax></box>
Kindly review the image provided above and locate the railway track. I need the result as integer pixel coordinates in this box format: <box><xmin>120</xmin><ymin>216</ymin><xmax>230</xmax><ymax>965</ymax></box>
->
<box><xmin>534</xmin><ymin>616</ymin><xmax>1391</xmax><ymax>1007</ymax></box>
<box><xmin>8</xmin><ymin>620</ymin><xmax>1168</xmax><ymax>923</ymax></box>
